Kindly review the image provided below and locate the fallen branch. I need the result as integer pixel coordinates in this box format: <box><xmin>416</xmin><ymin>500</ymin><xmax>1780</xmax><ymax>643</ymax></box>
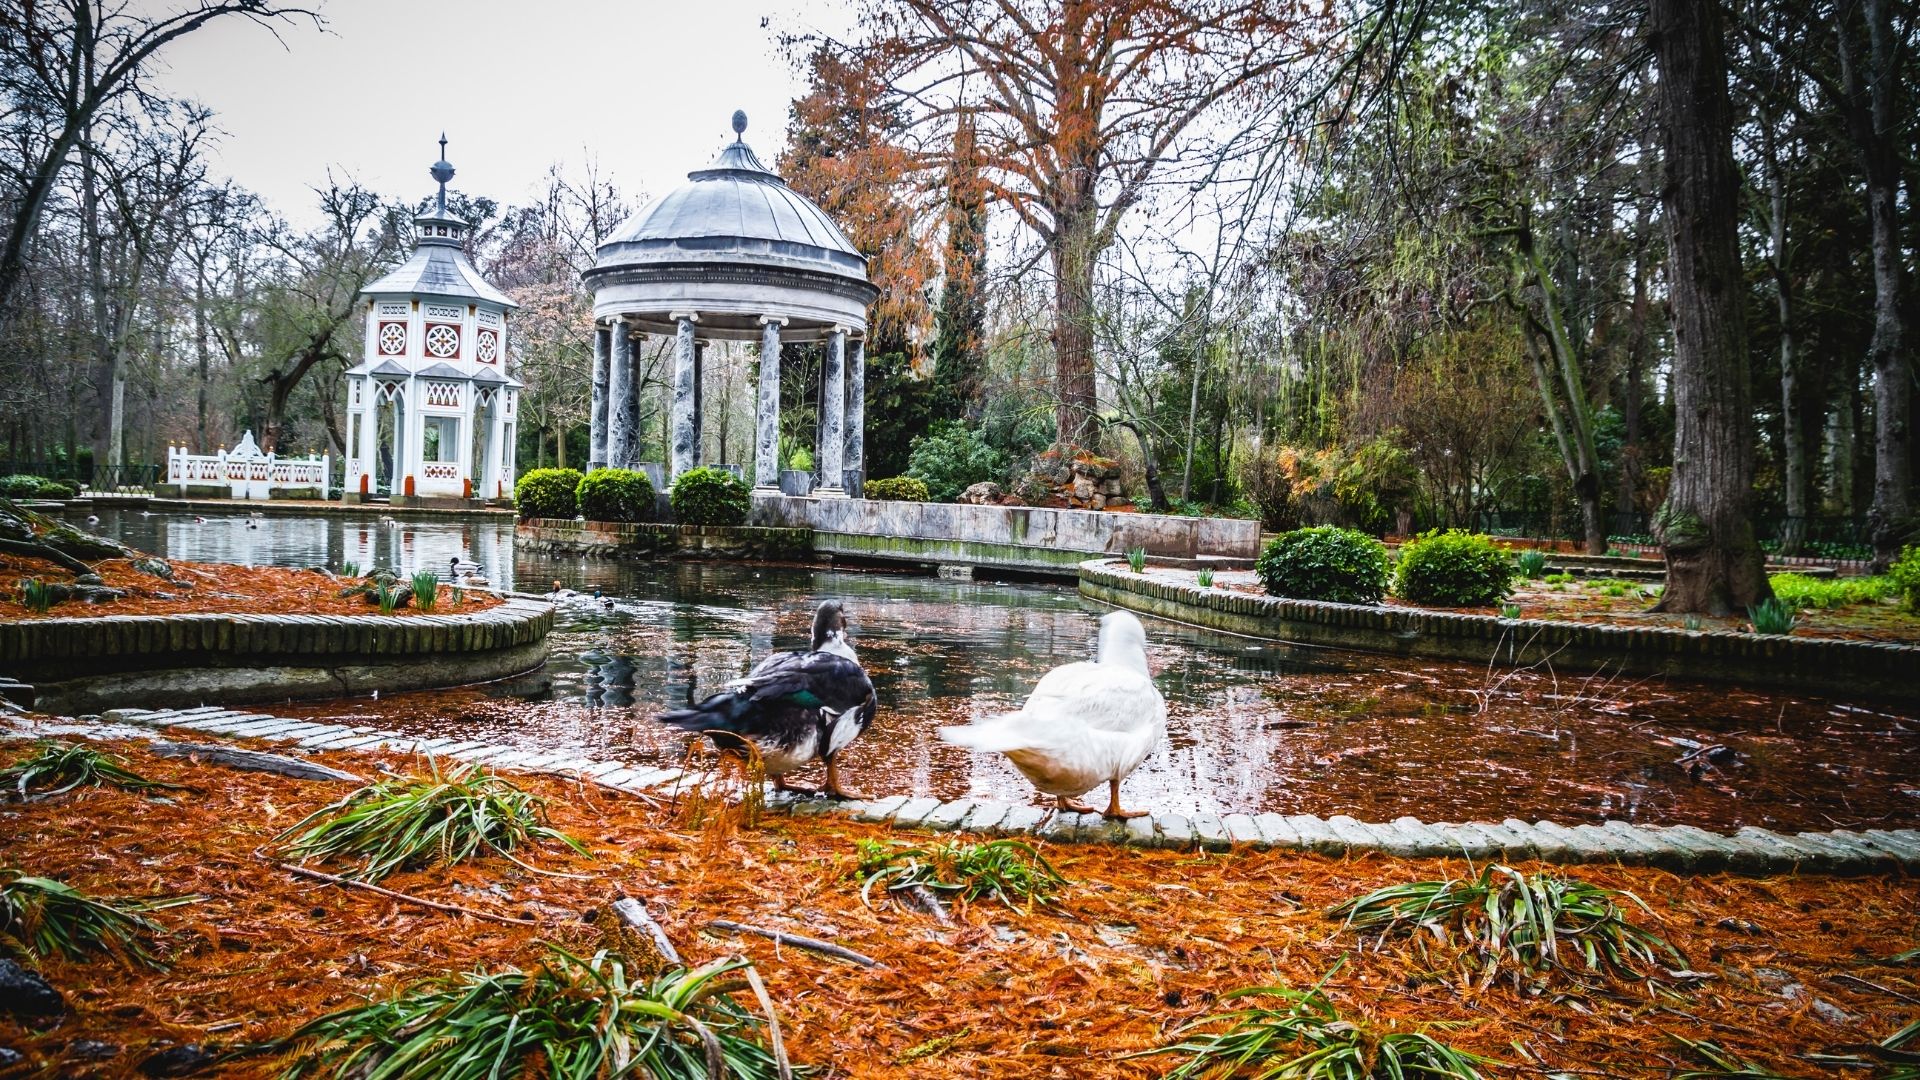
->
<box><xmin>271</xmin><ymin>861</ymin><xmax>535</xmax><ymax>926</ymax></box>
<box><xmin>612</xmin><ymin>893</ymin><xmax>682</xmax><ymax>965</ymax></box>
<box><xmin>703</xmin><ymin>919</ymin><xmax>881</xmax><ymax>969</ymax></box>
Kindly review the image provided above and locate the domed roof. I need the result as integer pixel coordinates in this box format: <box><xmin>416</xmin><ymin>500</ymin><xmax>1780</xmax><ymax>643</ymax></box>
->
<box><xmin>601</xmin><ymin>142</ymin><xmax>864</xmax><ymax>270</ymax></box>
<box><xmin>584</xmin><ymin>113</ymin><xmax>877</xmax><ymax>341</ymax></box>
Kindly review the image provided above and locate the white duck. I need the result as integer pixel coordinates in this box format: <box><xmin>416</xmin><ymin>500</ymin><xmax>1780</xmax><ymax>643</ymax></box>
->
<box><xmin>939</xmin><ymin>609</ymin><xmax>1165</xmax><ymax>818</ymax></box>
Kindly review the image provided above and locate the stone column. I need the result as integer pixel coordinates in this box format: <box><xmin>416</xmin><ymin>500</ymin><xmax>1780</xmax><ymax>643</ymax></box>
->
<box><xmin>670</xmin><ymin>313</ymin><xmax>698</xmax><ymax>480</ymax></box>
<box><xmin>845</xmin><ymin>335</ymin><xmax>866</xmax><ymax>494</ymax></box>
<box><xmin>692</xmin><ymin>339</ymin><xmax>706</xmax><ymax>468</ymax></box>
<box><xmin>486</xmin><ymin>394</ymin><xmax>508</xmax><ymax>498</ymax></box>
<box><xmin>589</xmin><ymin>322</ymin><xmax>610</xmax><ymax>470</ymax></box>
<box><xmin>606</xmin><ymin>319</ymin><xmax>633</xmax><ymax>469</ymax></box>
<box><xmin>356</xmin><ymin>382</ymin><xmax>378</xmax><ymax>497</ymax></box>
<box><xmin>754</xmin><ymin>316</ymin><xmax>783</xmax><ymax>490</ymax></box>
<box><xmin>817</xmin><ymin>326</ymin><xmax>847</xmax><ymax>497</ymax></box>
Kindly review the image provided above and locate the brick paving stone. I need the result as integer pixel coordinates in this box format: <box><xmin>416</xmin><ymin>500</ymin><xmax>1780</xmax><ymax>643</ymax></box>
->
<box><xmin>959</xmin><ymin>802</ymin><xmax>1012</xmax><ymax>833</ymax></box>
<box><xmin>1862</xmin><ymin>830</ymin><xmax>1920</xmax><ymax>863</ymax></box>
<box><xmin>854</xmin><ymin>796</ymin><xmax>910</xmax><ymax>823</ymax></box>
<box><xmin>1253</xmin><ymin>813</ymin><xmax>1302</xmax><ymax>849</ymax></box>
<box><xmin>591</xmin><ymin>768</ymin><xmax>646</xmax><ymax>788</ymax></box>
<box><xmin>1530</xmin><ymin>820</ymin><xmax>1622</xmax><ymax>864</ymax></box>
<box><xmin>1222</xmin><ymin>813</ymin><xmax>1264</xmax><ymax>847</ymax></box>
<box><xmin>1647</xmin><ymin>826</ymin><xmax>1742</xmax><ymax>872</ymax></box>
<box><xmin>1597</xmin><ymin>821</ymin><xmax>1689</xmax><ymax>868</ymax></box>
<box><xmin>889</xmin><ymin>797</ymin><xmax>944</xmax><ymax>826</ymax></box>
<box><xmin>1732</xmin><ymin>827</ymin><xmax>1836</xmax><ymax>872</ymax></box>
<box><xmin>1154</xmin><ymin>812</ymin><xmax>1194</xmax><ymax>849</ymax></box>
<box><xmin>1505</xmin><ymin>820</ymin><xmax>1574</xmax><ymax>863</ymax></box>
<box><xmin>295</xmin><ymin>728</ymin><xmax>366</xmax><ymax>748</ymax></box>
<box><xmin>1371</xmin><ymin>820</ymin><xmax>1457</xmax><ymax>859</ymax></box>
<box><xmin>1283</xmin><ymin>815</ymin><xmax>1347</xmax><ymax>856</ymax></box>
<box><xmin>174</xmin><ymin>713</ymin><xmax>254</xmax><ymax>732</ymax></box>
<box><xmin>1784</xmin><ymin>830</ymin><xmax>1881</xmax><ymax>870</ymax></box>
<box><xmin>219</xmin><ymin>718</ymin><xmax>312</xmax><ymax>738</ymax></box>
<box><xmin>1825</xmin><ymin>830</ymin><xmax>1912</xmax><ymax>865</ymax></box>
<box><xmin>579</xmin><ymin>761</ymin><xmax>631</xmax><ymax>779</ymax></box>
<box><xmin>994</xmin><ymin>804</ymin><xmax>1050</xmax><ymax>836</ymax></box>
<box><xmin>1189</xmin><ymin>813</ymin><xmax>1231</xmax><ymax>851</ymax></box>
<box><xmin>254</xmin><ymin>723</ymin><xmax>335</xmax><ymax>743</ymax></box>
<box><xmin>1122</xmin><ymin>814</ymin><xmax>1161</xmax><ymax>847</ymax></box>
<box><xmin>1042</xmin><ymin>811</ymin><xmax>1103</xmax><ymax>843</ymax></box>
<box><xmin>1324</xmin><ymin>815</ymin><xmax>1381</xmax><ymax>851</ymax></box>
<box><xmin>615</xmin><ymin>768</ymin><xmax>680</xmax><ymax>790</ymax></box>
<box><xmin>921</xmin><ymin>801</ymin><xmax>975</xmax><ymax>831</ymax></box>
<box><xmin>426</xmin><ymin>740</ymin><xmax>493</xmax><ymax>757</ymax></box>
<box><xmin>1388</xmin><ymin>817</ymin><xmax>1460</xmax><ymax>857</ymax></box>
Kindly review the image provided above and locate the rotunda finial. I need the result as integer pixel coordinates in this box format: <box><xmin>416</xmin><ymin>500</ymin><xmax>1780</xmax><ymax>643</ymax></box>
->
<box><xmin>430</xmin><ymin>133</ymin><xmax>455</xmax><ymax>213</ymax></box>
<box><xmin>731</xmin><ymin>110</ymin><xmax>748</xmax><ymax>138</ymax></box>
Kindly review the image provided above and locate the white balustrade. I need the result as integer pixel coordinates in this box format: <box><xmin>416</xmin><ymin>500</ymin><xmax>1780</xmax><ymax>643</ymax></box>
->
<box><xmin>166</xmin><ymin>430</ymin><xmax>331</xmax><ymax>501</ymax></box>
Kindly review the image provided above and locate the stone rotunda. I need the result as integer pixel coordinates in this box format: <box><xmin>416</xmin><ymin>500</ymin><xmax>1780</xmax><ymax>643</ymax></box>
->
<box><xmin>583</xmin><ymin>111</ymin><xmax>879</xmax><ymax>497</ymax></box>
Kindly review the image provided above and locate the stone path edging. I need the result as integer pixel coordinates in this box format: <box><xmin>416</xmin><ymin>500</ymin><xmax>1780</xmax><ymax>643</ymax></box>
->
<box><xmin>92</xmin><ymin>706</ymin><xmax>1918</xmax><ymax>877</ymax></box>
<box><xmin>1080</xmin><ymin>560</ymin><xmax>1920</xmax><ymax>701</ymax></box>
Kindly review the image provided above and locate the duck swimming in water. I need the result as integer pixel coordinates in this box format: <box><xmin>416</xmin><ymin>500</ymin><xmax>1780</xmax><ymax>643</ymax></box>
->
<box><xmin>939</xmin><ymin>609</ymin><xmax>1165</xmax><ymax>818</ymax></box>
<box><xmin>658</xmin><ymin>600</ymin><xmax>876</xmax><ymax>799</ymax></box>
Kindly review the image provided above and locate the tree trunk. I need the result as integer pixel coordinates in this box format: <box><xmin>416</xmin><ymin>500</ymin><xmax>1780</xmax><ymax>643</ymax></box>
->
<box><xmin>1051</xmin><ymin>197</ymin><xmax>1098</xmax><ymax>451</ymax></box>
<box><xmin>1649</xmin><ymin>0</ymin><xmax>1771</xmax><ymax>615</ymax></box>
<box><xmin>194</xmin><ymin>265</ymin><xmax>211</xmax><ymax>447</ymax></box>
<box><xmin>1825</xmin><ymin>376</ymin><xmax>1858</xmax><ymax>515</ymax></box>
<box><xmin>1767</xmin><ymin>121</ymin><xmax>1807</xmax><ymax>555</ymax></box>
<box><xmin>1837</xmin><ymin>0</ymin><xmax>1912</xmax><ymax>568</ymax></box>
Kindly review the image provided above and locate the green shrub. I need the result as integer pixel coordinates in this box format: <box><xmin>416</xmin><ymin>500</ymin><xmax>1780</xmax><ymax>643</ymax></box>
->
<box><xmin>513</xmin><ymin>468</ymin><xmax>583</xmax><ymax>521</ymax></box>
<box><xmin>16</xmin><ymin>577</ymin><xmax>56</xmax><ymax>613</ymax></box>
<box><xmin>862</xmin><ymin>476</ymin><xmax>929</xmax><ymax>502</ymax></box>
<box><xmin>905</xmin><ymin>421</ymin><xmax>1006</xmax><ymax>502</ymax></box>
<box><xmin>1885</xmin><ymin>545</ymin><xmax>1920</xmax><ymax>613</ymax></box>
<box><xmin>1395</xmin><ymin>529</ymin><xmax>1518</xmax><ymax>607</ymax></box>
<box><xmin>1196</xmin><ymin>568</ymin><xmax>1216</xmax><ymax>588</ymax></box>
<box><xmin>0</xmin><ymin>475</ymin><xmax>50</xmax><ymax>499</ymax></box>
<box><xmin>410</xmin><ymin>570</ymin><xmax>440</xmax><ymax>612</ymax></box>
<box><xmin>1748</xmin><ymin>597</ymin><xmax>1798</xmax><ymax>635</ymax></box>
<box><xmin>1767</xmin><ymin>572</ymin><xmax>1897</xmax><ymax>610</ymax></box>
<box><xmin>670</xmin><ymin>466</ymin><xmax>750</xmax><ymax>526</ymax></box>
<box><xmin>1254</xmin><ymin>526</ymin><xmax>1390</xmax><ymax>604</ymax></box>
<box><xmin>575</xmin><ymin>467</ymin><xmax>655</xmax><ymax>523</ymax></box>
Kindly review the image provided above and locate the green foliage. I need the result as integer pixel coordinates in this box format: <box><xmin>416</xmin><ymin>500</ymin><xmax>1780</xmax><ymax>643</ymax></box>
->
<box><xmin>779</xmin><ymin>436</ymin><xmax>813</xmax><ymax>474</ymax></box>
<box><xmin>1196</xmin><ymin>568</ymin><xmax>1216</xmax><ymax>588</ymax></box>
<box><xmin>1889</xmin><ymin>544</ymin><xmax>1920</xmax><ymax>613</ymax></box>
<box><xmin>575</xmin><ymin>467</ymin><xmax>655</xmax><ymax>523</ymax></box>
<box><xmin>409</xmin><ymin>570</ymin><xmax>440</xmax><ymax>612</ymax></box>
<box><xmin>275</xmin><ymin>762</ymin><xmax>586</xmax><ymax>882</ymax></box>
<box><xmin>1682</xmin><ymin>614</ymin><xmax>1704</xmax><ymax>631</ymax></box>
<box><xmin>16</xmin><ymin>576</ymin><xmax>56</xmax><ymax>613</ymax></box>
<box><xmin>1500</xmin><ymin>602</ymin><xmax>1521</xmax><ymax>619</ymax></box>
<box><xmin>2</xmin><ymin>741</ymin><xmax>183</xmax><ymax>800</ymax></box>
<box><xmin>856</xmin><ymin>838</ymin><xmax>1067</xmax><ymax>913</ymax></box>
<box><xmin>1669</xmin><ymin>1034</ymin><xmax>1798</xmax><ymax>1079</ymax></box>
<box><xmin>905</xmin><ymin>421</ymin><xmax>1006</xmax><ymax>502</ymax></box>
<box><xmin>338</xmin><ymin>561</ymin><xmax>360</xmax><ymax>579</ymax></box>
<box><xmin>1515</xmin><ymin>549</ymin><xmax>1548</xmax><ymax>578</ymax></box>
<box><xmin>1767</xmin><ymin>572</ymin><xmax>1897</xmax><ymax>609</ymax></box>
<box><xmin>1544</xmin><ymin>572</ymin><xmax>1575</xmax><ymax>584</ymax></box>
<box><xmin>863</xmin><ymin>350</ymin><xmax>936</xmax><ymax>480</ymax></box>
<box><xmin>1126</xmin><ymin>546</ymin><xmax>1147</xmax><ymax>573</ymax></box>
<box><xmin>670</xmin><ymin>466</ymin><xmax>751</xmax><ymax>526</ymax></box>
<box><xmin>0</xmin><ymin>869</ymin><xmax>200</xmax><ymax>967</ymax></box>
<box><xmin>1328</xmin><ymin>864</ymin><xmax>1682</xmax><ymax>989</ymax></box>
<box><xmin>862</xmin><ymin>476</ymin><xmax>929</xmax><ymax>502</ymax></box>
<box><xmin>277</xmin><ymin>949</ymin><xmax>795</xmax><ymax>1080</ymax></box>
<box><xmin>514</xmin><ymin>467</ymin><xmax>584</xmax><ymax>521</ymax></box>
<box><xmin>374</xmin><ymin>582</ymin><xmax>401</xmax><ymax>615</ymax></box>
<box><xmin>1138</xmin><ymin>976</ymin><xmax>1488</xmax><ymax>1080</ymax></box>
<box><xmin>1255</xmin><ymin>526</ymin><xmax>1390</xmax><ymax>605</ymax></box>
<box><xmin>1806</xmin><ymin>1019</ymin><xmax>1920</xmax><ymax>1076</ymax></box>
<box><xmin>0</xmin><ymin>475</ymin><xmax>79</xmax><ymax>499</ymax></box>
<box><xmin>1746</xmin><ymin>598</ymin><xmax>1798</xmax><ymax>635</ymax></box>
<box><xmin>1394</xmin><ymin>530</ymin><xmax>1519</xmax><ymax>607</ymax></box>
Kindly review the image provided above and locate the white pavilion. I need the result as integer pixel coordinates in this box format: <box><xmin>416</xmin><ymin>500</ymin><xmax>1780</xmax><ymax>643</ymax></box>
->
<box><xmin>341</xmin><ymin>138</ymin><xmax>520</xmax><ymax>506</ymax></box>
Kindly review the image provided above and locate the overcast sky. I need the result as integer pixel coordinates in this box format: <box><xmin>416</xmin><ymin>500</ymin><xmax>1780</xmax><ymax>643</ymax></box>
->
<box><xmin>149</xmin><ymin>0</ymin><xmax>854</xmax><ymax>224</ymax></box>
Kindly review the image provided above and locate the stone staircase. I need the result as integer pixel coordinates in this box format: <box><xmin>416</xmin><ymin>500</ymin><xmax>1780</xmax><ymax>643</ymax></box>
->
<box><xmin>95</xmin><ymin>705</ymin><xmax>1920</xmax><ymax>876</ymax></box>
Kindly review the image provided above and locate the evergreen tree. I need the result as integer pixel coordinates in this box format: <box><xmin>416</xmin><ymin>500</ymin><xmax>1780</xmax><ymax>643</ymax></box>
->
<box><xmin>931</xmin><ymin>112</ymin><xmax>987</xmax><ymax>423</ymax></box>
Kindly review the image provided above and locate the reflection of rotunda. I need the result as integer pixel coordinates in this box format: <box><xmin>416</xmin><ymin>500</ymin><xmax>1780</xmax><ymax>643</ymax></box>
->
<box><xmin>583</xmin><ymin>111</ymin><xmax>879</xmax><ymax>496</ymax></box>
<box><xmin>343</xmin><ymin>137</ymin><xmax>521</xmax><ymax>506</ymax></box>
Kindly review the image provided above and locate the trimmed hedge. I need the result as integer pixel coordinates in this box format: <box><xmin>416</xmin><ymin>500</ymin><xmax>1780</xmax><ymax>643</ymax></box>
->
<box><xmin>576</xmin><ymin>468</ymin><xmax>654</xmax><ymax>523</ymax></box>
<box><xmin>1255</xmin><ymin>526</ymin><xmax>1390</xmax><ymax>604</ymax></box>
<box><xmin>513</xmin><ymin>468</ymin><xmax>583</xmax><ymax>521</ymax></box>
<box><xmin>863</xmin><ymin>476</ymin><xmax>929</xmax><ymax>502</ymax></box>
<box><xmin>0</xmin><ymin>475</ymin><xmax>80</xmax><ymax>499</ymax></box>
<box><xmin>1394</xmin><ymin>529</ymin><xmax>1518</xmax><ymax>607</ymax></box>
<box><xmin>670</xmin><ymin>467</ymin><xmax>750</xmax><ymax>526</ymax></box>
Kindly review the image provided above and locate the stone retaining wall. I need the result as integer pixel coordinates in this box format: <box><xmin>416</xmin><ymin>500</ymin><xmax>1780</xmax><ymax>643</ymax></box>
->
<box><xmin>1081</xmin><ymin>561</ymin><xmax>1920</xmax><ymax>700</ymax></box>
<box><xmin>92</xmin><ymin>705</ymin><xmax>1920</xmax><ymax>876</ymax></box>
<box><xmin>515</xmin><ymin>519</ymin><xmax>817</xmax><ymax>561</ymax></box>
<box><xmin>0</xmin><ymin>597</ymin><xmax>554</xmax><ymax>712</ymax></box>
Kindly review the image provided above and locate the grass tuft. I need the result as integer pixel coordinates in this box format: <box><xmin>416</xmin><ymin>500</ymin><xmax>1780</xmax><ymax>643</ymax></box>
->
<box><xmin>1327</xmin><ymin>864</ymin><xmax>1683</xmax><ymax>989</ymax></box>
<box><xmin>1669</xmin><ymin>1033</ymin><xmax>1798</xmax><ymax>1078</ymax></box>
<box><xmin>1515</xmin><ymin>549</ymin><xmax>1548</xmax><ymax>578</ymax></box>
<box><xmin>410</xmin><ymin>569</ymin><xmax>440</xmax><ymax>612</ymax></box>
<box><xmin>277</xmin><ymin>948</ymin><xmax>797</xmax><ymax>1080</ymax></box>
<box><xmin>1196</xmin><ymin>567</ymin><xmax>1216</xmax><ymax>588</ymax></box>
<box><xmin>1126</xmin><ymin>546</ymin><xmax>1147</xmax><ymax>573</ymax></box>
<box><xmin>856</xmin><ymin>838</ymin><xmax>1068</xmax><ymax>913</ymax></box>
<box><xmin>274</xmin><ymin>762</ymin><xmax>587</xmax><ymax>882</ymax></box>
<box><xmin>17</xmin><ymin>576</ymin><xmax>57</xmax><ymax>612</ymax></box>
<box><xmin>0</xmin><ymin>869</ymin><xmax>200</xmax><ymax>968</ymax></box>
<box><xmin>1136</xmin><ymin>975</ymin><xmax>1489</xmax><ymax>1079</ymax></box>
<box><xmin>338</xmin><ymin>560</ymin><xmax>359</xmax><ymax>579</ymax></box>
<box><xmin>1</xmin><ymin>741</ymin><xmax>184</xmax><ymax>800</ymax></box>
<box><xmin>374</xmin><ymin>582</ymin><xmax>401</xmax><ymax>614</ymax></box>
<box><xmin>1747</xmin><ymin>597</ymin><xmax>1798</xmax><ymax>635</ymax></box>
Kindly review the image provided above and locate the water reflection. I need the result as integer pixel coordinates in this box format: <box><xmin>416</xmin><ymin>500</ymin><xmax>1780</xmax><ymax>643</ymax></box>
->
<box><xmin>67</xmin><ymin>507</ymin><xmax>1920</xmax><ymax>831</ymax></box>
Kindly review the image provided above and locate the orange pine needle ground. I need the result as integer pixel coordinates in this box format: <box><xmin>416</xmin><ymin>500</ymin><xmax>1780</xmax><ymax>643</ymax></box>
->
<box><xmin>0</xmin><ymin>731</ymin><xmax>1913</xmax><ymax>1078</ymax></box>
<box><xmin>0</xmin><ymin>557</ymin><xmax>501</xmax><ymax>620</ymax></box>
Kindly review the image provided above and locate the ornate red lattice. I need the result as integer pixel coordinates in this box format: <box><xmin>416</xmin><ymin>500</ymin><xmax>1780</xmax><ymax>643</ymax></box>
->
<box><xmin>377</xmin><ymin>322</ymin><xmax>407</xmax><ymax>355</ymax></box>
<box><xmin>424</xmin><ymin>324</ymin><xmax>459</xmax><ymax>359</ymax></box>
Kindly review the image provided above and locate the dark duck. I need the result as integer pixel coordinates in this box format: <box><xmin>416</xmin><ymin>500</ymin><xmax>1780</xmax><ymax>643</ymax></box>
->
<box><xmin>657</xmin><ymin>600</ymin><xmax>876</xmax><ymax>799</ymax></box>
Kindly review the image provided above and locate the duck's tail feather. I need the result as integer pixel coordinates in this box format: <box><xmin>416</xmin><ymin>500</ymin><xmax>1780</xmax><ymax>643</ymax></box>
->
<box><xmin>658</xmin><ymin>691</ymin><xmax>755</xmax><ymax>733</ymax></box>
<box><xmin>937</xmin><ymin>713</ymin><xmax>1036</xmax><ymax>753</ymax></box>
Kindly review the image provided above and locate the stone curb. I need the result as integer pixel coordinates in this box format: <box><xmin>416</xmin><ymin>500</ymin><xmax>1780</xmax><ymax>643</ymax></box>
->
<box><xmin>94</xmin><ymin>706</ymin><xmax>1918</xmax><ymax>877</ymax></box>
<box><xmin>1079</xmin><ymin>560</ymin><xmax>1920</xmax><ymax>701</ymax></box>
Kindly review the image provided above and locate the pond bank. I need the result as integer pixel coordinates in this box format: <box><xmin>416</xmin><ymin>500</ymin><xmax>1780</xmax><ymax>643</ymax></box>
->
<box><xmin>1080</xmin><ymin>559</ymin><xmax>1920</xmax><ymax>700</ymax></box>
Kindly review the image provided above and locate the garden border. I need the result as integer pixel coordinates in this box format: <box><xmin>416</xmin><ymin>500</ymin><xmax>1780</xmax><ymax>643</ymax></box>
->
<box><xmin>0</xmin><ymin>597</ymin><xmax>554</xmax><ymax>712</ymax></box>
<box><xmin>1079</xmin><ymin>560</ymin><xmax>1920</xmax><ymax>700</ymax></box>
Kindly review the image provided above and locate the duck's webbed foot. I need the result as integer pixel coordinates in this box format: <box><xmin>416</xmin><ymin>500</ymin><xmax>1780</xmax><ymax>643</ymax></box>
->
<box><xmin>822</xmin><ymin>758</ymin><xmax>867</xmax><ymax>801</ymax></box>
<box><xmin>771</xmin><ymin>775</ymin><xmax>819</xmax><ymax>795</ymax></box>
<box><xmin>1102</xmin><ymin>778</ymin><xmax>1149</xmax><ymax>819</ymax></box>
<box><xmin>1054</xmin><ymin>794</ymin><xmax>1099</xmax><ymax>815</ymax></box>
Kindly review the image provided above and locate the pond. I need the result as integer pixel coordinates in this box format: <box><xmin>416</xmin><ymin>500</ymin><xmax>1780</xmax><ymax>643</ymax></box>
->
<box><xmin>75</xmin><ymin>507</ymin><xmax>1920</xmax><ymax>832</ymax></box>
